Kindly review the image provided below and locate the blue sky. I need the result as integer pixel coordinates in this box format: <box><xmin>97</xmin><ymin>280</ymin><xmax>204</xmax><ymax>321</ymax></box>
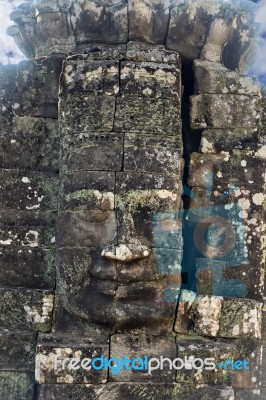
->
<box><xmin>0</xmin><ymin>0</ymin><xmax>265</xmax><ymax>85</ymax></box>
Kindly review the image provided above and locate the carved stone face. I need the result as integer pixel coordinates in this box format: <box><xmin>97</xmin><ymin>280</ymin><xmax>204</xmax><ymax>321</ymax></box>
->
<box><xmin>55</xmin><ymin>43</ymin><xmax>184</xmax><ymax>336</ymax></box>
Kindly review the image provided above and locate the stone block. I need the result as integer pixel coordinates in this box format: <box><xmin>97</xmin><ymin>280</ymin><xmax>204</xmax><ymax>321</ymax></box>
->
<box><xmin>195</xmin><ymin>258</ymin><xmax>264</xmax><ymax>302</ymax></box>
<box><xmin>234</xmin><ymin>389</ymin><xmax>261</xmax><ymax>400</ymax></box>
<box><xmin>35</xmin><ymin>12</ymin><xmax>75</xmax><ymax>57</ymax></box>
<box><xmin>14</xmin><ymin>57</ymin><xmax>63</xmax><ymax>118</ymax></box>
<box><xmin>0</xmin><ymin>226</ymin><xmax>54</xmax><ymax>248</ymax></box>
<box><xmin>36</xmin><ymin>334</ymin><xmax>109</xmax><ymax>384</ymax></box>
<box><xmin>61</xmin><ymin>59</ymin><xmax>119</xmax><ymax>95</ymax></box>
<box><xmin>232</xmin><ymin>343</ymin><xmax>262</xmax><ymax>389</ymax></box>
<box><xmin>70</xmin><ymin>0</ymin><xmax>128</xmax><ymax>44</ymax></box>
<box><xmin>0</xmin><ymin>288</ymin><xmax>54</xmax><ymax>332</ymax></box>
<box><xmin>176</xmin><ymin>340</ymin><xmax>236</xmax><ymax>386</ymax></box>
<box><xmin>166</xmin><ymin>4</ymin><xmax>208</xmax><ymax>60</ymax></box>
<box><xmin>194</xmin><ymin>60</ymin><xmax>261</xmax><ymax>95</ymax></box>
<box><xmin>37</xmin><ymin>383</ymin><xmax>235</xmax><ymax>400</ymax></box>
<box><xmin>110</xmin><ymin>334</ymin><xmax>176</xmax><ymax>382</ymax></box>
<box><xmin>199</xmin><ymin>128</ymin><xmax>259</xmax><ymax>156</ymax></box>
<box><xmin>60</xmin><ymin>171</ymin><xmax>115</xmax><ymax>211</ymax></box>
<box><xmin>124</xmin><ymin>134</ymin><xmax>182</xmax><ymax>174</ymax></box>
<box><xmin>0</xmin><ymin>170</ymin><xmax>58</xmax><ymax>215</ymax></box>
<box><xmin>126</xmin><ymin>42</ymin><xmax>179</xmax><ymax>64</ymax></box>
<box><xmin>0</xmin><ymin>372</ymin><xmax>34</xmax><ymax>400</ymax></box>
<box><xmin>190</xmin><ymin>94</ymin><xmax>261</xmax><ymax>130</ymax></box>
<box><xmin>0</xmin><ymin>331</ymin><xmax>36</xmax><ymax>371</ymax></box>
<box><xmin>61</xmin><ymin>132</ymin><xmax>123</xmax><ymax>172</ymax></box>
<box><xmin>120</xmin><ymin>61</ymin><xmax>180</xmax><ymax>98</ymax></box>
<box><xmin>193</xmin><ymin>296</ymin><xmax>262</xmax><ymax>339</ymax></box>
<box><xmin>0</xmin><ymin>117</ymin><xmax>59</xmax><ymax>171</ymax></box>
<box><xmin>174</xmin><ymin>290</ymin><xmax>197</xmax><ymax>334</ymax></box>
<box><xmin>188</xmin><ymin>153</ymin><xmax>266</xmax><ymax>189</ymax></box>
<box><xmin>57</xmin><ymin>210</ymin><xmax>117</xmax><ymax>248</ymax></box>
<box><xmin>219</xmin><ymin>299</ymin><xmax>262</xmax><ymax>339</ymax></box>
<box><xmin>0</xmin><ymin>65</ymin><xmax>17</xmax><ymax>128</ymax></box>
<box><xmin>128</xmin><ymin>0</ymin><xmax>173</xmax><ymax>44</ymax></box>
<box><xmin>60</xmin><ymin>94</ymin><xmax>116</xmax><ymax>133</ymax></box>
<box><xmin>114</xmin><ymin>95</ymin><xmax>181</xmax><ymax>135</ymax></box>
<box><xmin>0</xmin><ymin>247</ymin><xmax>55</xmax><ymax>289</ymax></box>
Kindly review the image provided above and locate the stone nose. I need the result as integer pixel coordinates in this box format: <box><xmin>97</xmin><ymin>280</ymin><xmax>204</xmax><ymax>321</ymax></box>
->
<box><xmin>101</xmin><ymin>243</ymin><xmax>150</xmax><ymax>263</ymax></box>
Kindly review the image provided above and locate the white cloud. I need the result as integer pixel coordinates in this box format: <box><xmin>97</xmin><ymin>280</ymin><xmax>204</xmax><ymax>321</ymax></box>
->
<box><xmin>246</xmin><ymin>0</ymin><xmax>266</xmax><ymax>84</ymax></box>
<box><xmin>0</xmin><ymin>0</ymin><xmax>25</xmax><ymax>65</ymax></box>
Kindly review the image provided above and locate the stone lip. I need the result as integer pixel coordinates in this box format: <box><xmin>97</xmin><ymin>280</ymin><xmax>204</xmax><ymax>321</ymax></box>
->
<box><xmin>7</xmin><ymin>0</ymin><xmax>258</xmax><ymax>73</ymax></box>
<box><xmin>101</xmin><ymin>243</ymin><xmax>150</xmax><ymax>262</ymax></box>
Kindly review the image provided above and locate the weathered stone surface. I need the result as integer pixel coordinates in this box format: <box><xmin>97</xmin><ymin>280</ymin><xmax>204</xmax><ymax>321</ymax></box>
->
<box><xmin>167</xmin><ymin>0</ymin><xmax>257</xmax><ymax>72</ymax></box>
<box><xmin>194</xmin><ymin>295</ymin><xmax>223</xmax><ymax>337</ymax></box>
<box><xmin>199</xmin><ymin>128</ymin><xmax>259</xmax><ymax>156</ymax></box>
<box><xmin>36</xmin><ymin>334</ymin><xmax>109</xmax><ymax>384</ymax></box>
<box><xmin>126</xmin><ymin>41</ymin><xmax>179</xmax><ymax>64</ymax></box>
<box><xmin>14</xmin><ymin>58</ymin><xmax>63</xmax><ymax>118</ymax></box>
<box><xmin>61</xmin><ymin>132</ymin><xmax>123</xmax><ymax>172</ymax></box>
<box><xmin>0</xmin><ymin>170</ymin><xmax>58</xmax><ymax>215</ymax></box>
<box><xmin>0</xmin><ymin>226</ymin><xmax>54</xmax><ymax>248</ymax></box>
<box><xmin>33</xmin><ymin>0</ymin><xmax>71</xmax><ymax>12</ymax></box>
<box><xmin>0</xmin><ymin>248</ymin><xmax>55</xmax><ymax>289</ymax></box>
<box><xmin>0</xmin><ymin>65</ymin><xmax>17</xmax><ymax>128</ymax></box>
<box><xmin>37</xmin><ymin>383</ymin><xmax>235</xmax><ymax>399</ymax></box>
<box><xmin>120</xmin><ymin>61</ymin><xmax>180</xmax><ymax>98</ymax></box>
<box><xmin>115</xmin><ymin>282</ymin><xmax>177</xmax><ymax>335</ymax></box>
<box><xmin>0</xmin><ymin>289</ymin><xmax>54</xmax><ymax>331</ymax></box>
<box><xmin>56</xmin><ymin>247</ymin><xmax>116</xmax><ymax>327</ymax></box>
<box><xmin>110</xmin><ymin>334</ymin><xmax>176</xmax><ymax>382</ymax></box>
<box><xmin>174</xmin><ymin>290</ymin><xmax>196</xmax><ymax>334</ymax></box>
<box><xmin>128</xmin><ymin>0</ymin><xmax>173</xmax><ymax>44</ymax></box>
<box><xmin>115</xmin><ymin>247</ymin><xmax>181</xmax><ymax>284</ymax></box>
<box><xmin>61</xmin><ymin>59</ymin><xmax>120</xmax><ymax>95</ymax></box>
<box><xmin>194</xmin><ymin>60</ymin><xmax>261</xmax><ymax>95</ymax></box>
<box><xmin>234</xmin><ymin>389</ymin><xmax>261</xmax><ymax>400</ymax></box>
<box><xmin>57</xmin><ymin>210</ymin><xmax>117</xmax><ymax>248</ymax></box>
<box><xmin>195</xmin><ymin>257</ymin><xmax>265</xmax><ymax>303</ymax></box>
<box><xmin>0</xmin><ymin>117</ymin><xmax>59</xmax><ymax>171</ymax></box>
<box><xmin>102</xmin><ymin>243</ymin><xmax>149</xmax><ymax>262</ymax></box>
<box><xmin>115</xmin><ymin>172</ymin><xmax>181</xmax><ymax>246</ymax></box>
<box><xmin>59</xmin><ymin>171</ymin><xmax>115</xmax><ymax>211</ymax></box>
<box><xmin>193</xmin><ymin>296</ymin><xmax>262</xmax><ymax>339</ymax></box>
<box><xmin>190</xmin><ymin>94</ymin><xmax>261</xmax><ymax>130</ymax></box>
<box><xmin>188</xmin><ymin>153</ymin><xmax>266</xmax><ymax>189</ymax></box>
<box><xmin>232</xmin><ymin>343</ymin><xmax>262</xmax><ymax>389</ymax></box>
<box><xmin>0</xmin><ymin>372</ymin><xmax>34</xmax><ymax>400</ymax></box>
<box><xmin>34</xmin><ymin>12</ymin><xmax>75</xmax><ymax>56</ymax></box>
<box><xmin>124</xmin><ymin>134</ymin><xmax>182</xmax><ymax>174</ymax></box>
<box><xmin>52</xmin><ymin>296</ymin><xmax>113</xmax><ymax>338</ymax></box>
<box><xmin>70</xmin><ymin>0</ymin><xmax>128</xmax><ymax>44</ymax></box>
<box><xmin>176</xmin><ymin>340</ymin><xmax>235</xmax><ymax>386</ymax></box>
<box><xmin>219</xmin><ymin>299</ymin><xmax>262</xmax><ymax>339</ymax></box>
<box><xmin>115</xmin><ymin>95</ymin><xmax>181</xmax><ymax>135</ymax></box>
<box><xmin>60</xmin><ymin>93</ymin><xmax>116</xmax><ymax>133</ymax></box>
<box><xmin>0</xmin><ymin>331</ymin><xmax>36</xmax><ymax>371</ymax></box>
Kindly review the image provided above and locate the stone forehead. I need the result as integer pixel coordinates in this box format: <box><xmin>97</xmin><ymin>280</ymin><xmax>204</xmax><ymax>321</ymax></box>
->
<box><xmin>7</xmin><ymin>0</ymin><xmax>258</xmax><ymax>73</ymax></box>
